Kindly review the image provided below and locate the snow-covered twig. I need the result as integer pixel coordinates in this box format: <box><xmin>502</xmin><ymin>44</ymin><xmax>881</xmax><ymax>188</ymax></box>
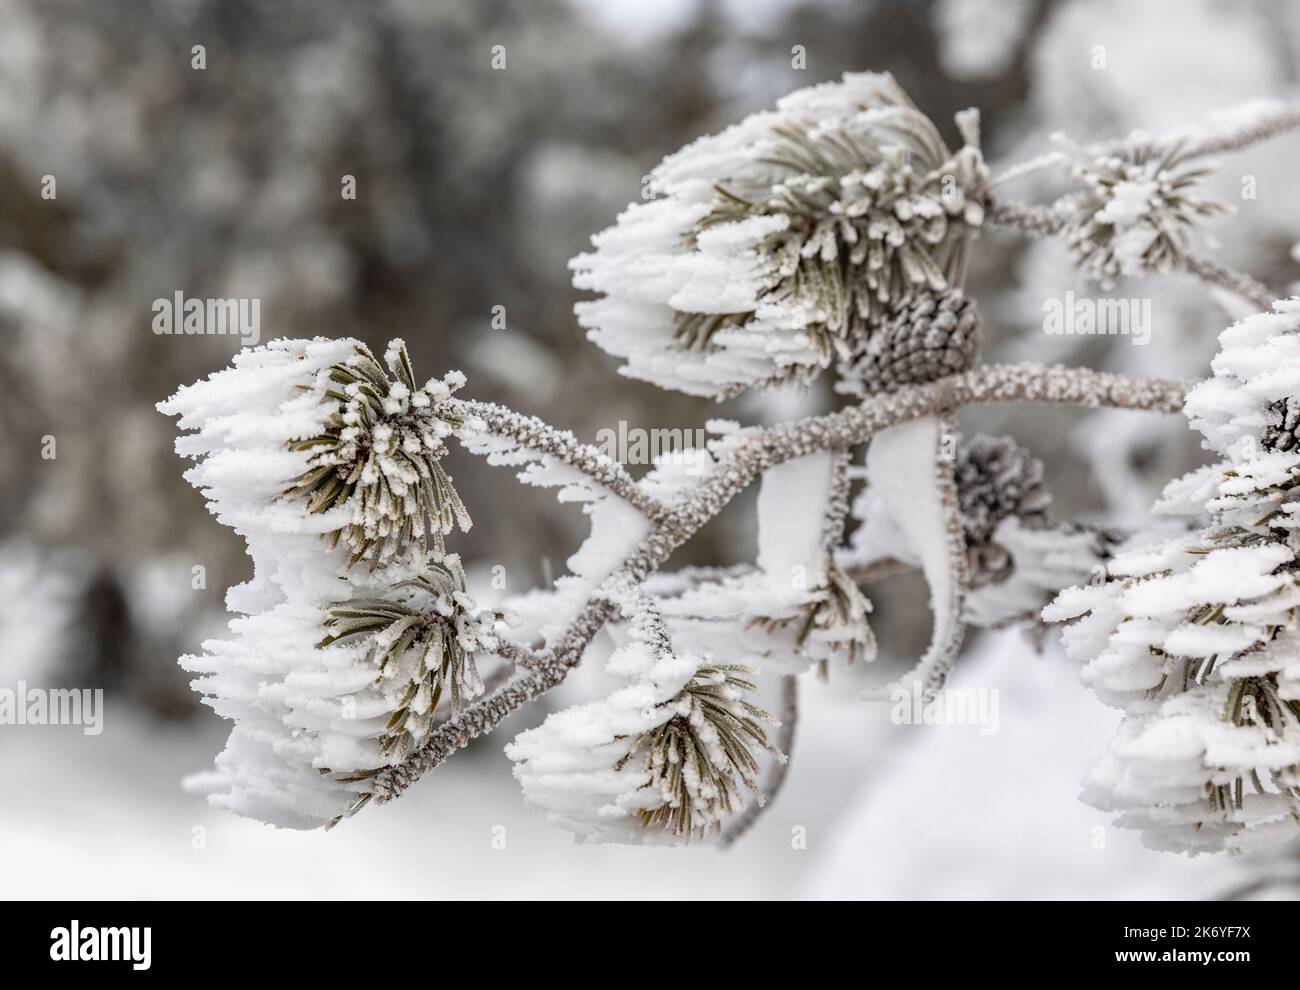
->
<box><xmin>1182</xmin><ymin>253</ymin><xmax>1276</xmax><ymax>312</ymax></box>
<box><xmin>990</xmin><ymin>99</ymin><xmax>1300</xmax><ymax>192</ymax></box>
<box><xmin>987</xmin><ymin>151</ymin><xmax>1068</xmax><ymax>189</ymax></box>
<box><xmin>1094</xmin><ymin>99</ymin><xmax>1300</xmax><ymax>159</ymax></box>
<box><xmin>460</xmin><ymin>400</ymin><xmax>665</xmax><ymax>519</ymax></box>
<box><xmin>820</xmin><ymin>449</ymin><xmax>853</xmax><ymax>551</ymax></box>
<box><xmin>490</xmin><ymin>638</ymin><xmax>552</xmax><ymax>670</ymax></box>
<box><xmin>984</xmin><ymin>198</ymin><xmax>1064</xmax><ymax>237</ymax></box>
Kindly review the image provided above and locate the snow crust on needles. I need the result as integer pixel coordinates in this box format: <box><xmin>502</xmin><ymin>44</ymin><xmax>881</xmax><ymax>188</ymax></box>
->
<box><xmin>570</xmin><ymin>71</ymin><xmax>985</xmax><ymax>398</ymax></box>
<box><xmin>1045</xmin><ymin>300</ymin><xmax>1300</xmax><ymax>853</ymax></box>
<box><xmin>506</xmin><ymin>636</ymin><xmax>713</xmax><ymax>845</ymax></box>
<box><xmin>159</xmin><ymin>338</ymin><xmax>459</xmax><ymax>828</ymax></box>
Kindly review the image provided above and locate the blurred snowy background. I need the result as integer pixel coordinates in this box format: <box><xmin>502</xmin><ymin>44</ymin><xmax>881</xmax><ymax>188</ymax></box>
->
<box><xmin>3</xmin><ymin>0</ymin><xmax>1300</xmax><ymax>898</ymax></box>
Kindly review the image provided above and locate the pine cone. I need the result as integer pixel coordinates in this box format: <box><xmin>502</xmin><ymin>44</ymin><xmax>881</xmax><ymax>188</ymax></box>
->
<box><xmin>955</xmin><ymin>434</ymin><xmax>1052</xmax><ymax>587</ymax></box>
<box><xmin>837</xmin><ymin>290</ymin><xmax>981</xmax><ymax>397</ymax></box>
<box><xmin>1262</xmin><ymin>397</ymin><xmax>1300</xmax><ymax>452</ymax></box>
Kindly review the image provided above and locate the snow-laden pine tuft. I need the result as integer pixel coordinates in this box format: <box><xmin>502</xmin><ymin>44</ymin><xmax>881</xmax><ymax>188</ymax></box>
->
<box><xmin>314</xmin><ymin>551</ymin><xmax>507</xmax><ymax>767</ymax></box>
<box><xmin>507</xmin><ymin>582</ymin><xmax>780</xmax><ymax>844</ymax></box>
<box><xmin>281</xmin><ymin>338</ymin><xmax>475</xmax><ymax>569</ymax></box>
<box><xmin>1045</xmin><ymin>300</ymin><xmax>1300</xmax><ymax>853</ymax></box>
<box><xmin>1056</xmin><ymin>135</ymin><xmax>1227</xmax><ymax>289</ymax></box>
<box><xmin>158</xmin><ymin>338</ymin><xmax>501</xmax><ymax>828</ymax></box>
<box><xmin>157</xmin><ymin>338</ymin><xmax>476</xmax><ymax>600</ymax></box>
<box><xmin>570</xmin><ymin>72</ymin><xmax>987</xmax><ymax>398</ymax></box>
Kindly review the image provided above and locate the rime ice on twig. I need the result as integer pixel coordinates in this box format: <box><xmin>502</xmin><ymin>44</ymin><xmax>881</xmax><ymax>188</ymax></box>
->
<box><xmin>984</xmin><ymin>198</ymin><xmax>1064</xmax><ymax>237</ymax></box>
<box><xmin>1181</xmin><ymin>254</ymin><xmax>1275</xmax><ymax>313</ymax></box>
<box><xmin>458</xmin><ymin>399</ymin><xmax>664</xmax><ymax>519</ymax></box>
<box><xmin>1091</xmin><ymin>98</ymin><xmax>1300</xmax><ymax>160</ymax></box>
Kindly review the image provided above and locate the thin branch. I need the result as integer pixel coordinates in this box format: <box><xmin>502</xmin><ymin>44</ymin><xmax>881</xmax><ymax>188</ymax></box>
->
<box><xmin>986</xmin><ymin>195</ymin><xmax>1277</xmax><ymax>310</ymax></box>
<box><xmin>371</xmin><ymin>363</ymin><xmax>1187</xmax><ymax>804</ymax></box>
<box><xmin>604</xmin><ymin>575</ymin><xmax>675</xmax><ymax>656</ymax></box>
<box><xmin>1058</xmin><ymin>101</ymin><xmax>1300</xmax><ymax>163</ymax></box>
<box><xmin>1182</xmin><ymin>253</ymin><xmax>1276</xmax><ymax>311</ymax></box>
<box><xmin>821</xmin><ymin>448</ymin><xmax>853</xmax><ymax>550</ymax></box>
<box><xmin>459</xmin><ymin>399</ymin><xmax>666</xmax><ymax>520</ymax></box>
<box><xmin>984</xmin><ymin>198</ymin><xmax>1064</xmax><ymax>237</ymax></box>
<box><xmin>988</xmin><ymin>151</ymin><xmax>1068</xmax><ymax>189</ymax></box>
<box><xmin>917</xmin><ymin>411</ymin><xmax>969</xmax><ymax>693</ymax></box>
<box><xmin>988</xmin><ymin>101</ymin><xmax>1300</xmax><ymax>218</ymax></box>
<box><xmin>1118</xmin><ymin>101</ymin><xmax>1300</xmax><ymax>159</ymax></box>
<box><xmin>491</xmin><ymin>638</ymin><xmax>552</xmax><ymax>670</ymax></box>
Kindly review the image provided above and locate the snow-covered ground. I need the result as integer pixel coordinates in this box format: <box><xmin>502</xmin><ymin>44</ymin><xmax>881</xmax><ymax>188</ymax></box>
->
<box><xmin>3</xmin><ymin>631</ymin><xmax>1281</xmax><ymax>899</ymax></box>
<box><xmin>804</xmin><ymin>633</ymin><xmax>1264</xmax><ymax>899</ymax></box>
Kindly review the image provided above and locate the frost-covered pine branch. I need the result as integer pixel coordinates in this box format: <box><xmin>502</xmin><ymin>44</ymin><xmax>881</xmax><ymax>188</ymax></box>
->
<box><xmin>159</xmin><ymin>71</ymin><xmax>1300</xmax><ymax>854</ymax></box>
<box><xmin>1045</xmin><ymin>301</ymin><xmax>1300</xmax><ymax>853</ymax></box>
<box><xmin>984</xmin><ymin>96</ymin><xmax>1300</xmax><ymax>309</ymax></box>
